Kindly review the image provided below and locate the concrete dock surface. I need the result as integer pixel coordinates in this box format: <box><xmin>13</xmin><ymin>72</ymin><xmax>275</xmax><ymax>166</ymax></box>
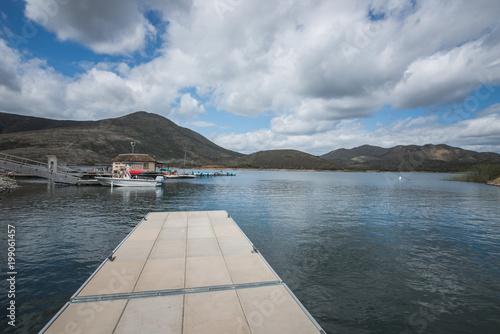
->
<box><xmin>40</xmin><ymin>210</ymin><xmax>325</xmax><ymax>333</ymax></box>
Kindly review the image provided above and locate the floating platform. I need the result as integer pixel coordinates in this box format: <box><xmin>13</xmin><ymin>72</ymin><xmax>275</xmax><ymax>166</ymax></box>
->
<box><xmin>40</xmin><ymin>211</ymin><xmax>325</xmax><ymax>333</ymax></box>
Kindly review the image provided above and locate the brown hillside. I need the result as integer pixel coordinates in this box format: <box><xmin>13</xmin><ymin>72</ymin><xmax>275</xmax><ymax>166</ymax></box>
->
<box><xmin>0</xmin><ymin>111</ymin><xmax>243</xmax><ymax>165</ymax></box>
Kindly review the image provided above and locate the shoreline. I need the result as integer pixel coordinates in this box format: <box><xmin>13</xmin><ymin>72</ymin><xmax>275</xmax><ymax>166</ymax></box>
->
<box><xmin>183</xmin><ymin>167</ymin><xmax>458</xmax><ymax>173</ymax></box>
<box><xmin>487</xmin><ymin>177</ymin><xmax>500</xmax><ymax>187</ymax></box>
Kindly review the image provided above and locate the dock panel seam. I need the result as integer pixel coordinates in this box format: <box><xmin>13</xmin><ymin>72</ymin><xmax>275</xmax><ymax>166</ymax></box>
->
<box><xmin>70</xmin><ymin>280</ymin><xmax>284</xmax><ymax>303</ymax></box>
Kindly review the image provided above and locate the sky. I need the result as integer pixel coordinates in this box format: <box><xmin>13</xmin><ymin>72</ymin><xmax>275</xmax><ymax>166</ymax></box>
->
<box><xmin>1</xmin><ymin>0</ymin><xmax>500</xmax><ymax>155</ymax></box>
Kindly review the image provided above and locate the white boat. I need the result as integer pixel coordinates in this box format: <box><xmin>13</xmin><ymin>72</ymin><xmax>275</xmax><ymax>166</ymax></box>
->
<box><xmin>177</xmin><ymin>173</ymin><xmax>198</xmax><ymax>179</ymax></box>
<box><xmin>96</xmin><ymin>173</ymin><xmax>163</xmax><ymax>187</ymax></box>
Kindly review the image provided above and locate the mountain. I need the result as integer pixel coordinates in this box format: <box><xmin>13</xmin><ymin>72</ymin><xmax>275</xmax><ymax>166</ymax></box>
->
<box><xmin>0</xmin><ymin>111</ymin><xmax>243</xmax><ymax>165</ymax></box>
<box><xmin>321</xmin><ymin>144</ymin><xmax>500</xmax><ymax>171</ymax></box>
<box><xmin>2</xmin><ymin>111</ymin><xmax>500</xmax><ymax>171</ymax></box>
<box><xmin>0</xmin><ymin>112</ymin><xmax>90</xmax><ymax>134</ymax></box>
<box><xmin>231</xmin><ymin>149</ymin><xmax>336</xmax><ymax>170</ymax></box>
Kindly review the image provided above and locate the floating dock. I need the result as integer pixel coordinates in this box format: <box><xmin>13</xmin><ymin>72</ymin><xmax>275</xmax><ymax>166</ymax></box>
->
<box><xmin>40</xmin><ymin>211</ymin><xmax>325</xmax><ymax>333</ymax></box>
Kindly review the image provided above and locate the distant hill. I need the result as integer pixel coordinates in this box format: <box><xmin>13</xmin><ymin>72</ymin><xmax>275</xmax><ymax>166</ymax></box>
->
<box><xmin>2</xmin><ymin>111</ymin><xmax>500</xmax><ymax>171</ymax></box>
<box><xmin>0</xmin><ymin>111</ymin><xmax>243</xmax><ymax>165</ymax></box>
<box><xmin>0</xmin><ymin>112</ymin><xmax>89</xmax><ymax>134</ymax></box>
<box><xmin>321</xmin><ymin>144</ymin><xmax>500</xmax><ymax>171</ymax></box>
<box><xmin>231</xmin><ymin>149</ymin><xmax>336</xmax><ymax>170</ymax></box>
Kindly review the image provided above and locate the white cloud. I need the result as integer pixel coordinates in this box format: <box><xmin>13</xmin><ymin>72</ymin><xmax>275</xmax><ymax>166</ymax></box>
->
<box><xmin>176</xmin><ymin>93</ymin><xmax>205</xmax><ymax>117</ymax></box>
<box><xmin>478</xmin><ymin>103</ymin><xmax>500</xmax><ymax>117</ymax></box>
<box><xmin>24</xmin><ymin>0</ymin><xmax>157</xmax><ymax>55</ymax></box>
<box><xmin>66</xmin><ymin>68</ymin><xmax>136</xmax><ymax>119</ymax></box>
<box><xmin>0</xmin><ymin>41</ymin><xmax>72</xmax><ymax>118</ymax></box>
<box><xmin>270</xmin><ymin>113</ymin><xmax>337</xmax><ymax>136</ymax></box>
<box><xmin>0</xmin><ymin>39</ymin><xmax>21</xmax><ymax>91</ymax></box>
<box><xmin>212</xmin><ymin>129</ymin><xmax>288</xmax><ymax>154</ymax></box>
<box><xmin>213</xmin><ymin>111</ymin><xmax>500</xmax><ymax>155</ymax></box>
<box><xmin>2</xmin><ymin>0</ymin><xmax>500</xmax><ymax>153</ymax></box>
<box><xmin>392</xmin><ymin>38</ymin><xmax>498</xmax><ymax>109</ymax></box>
<box><xmin>390</xmin><ymin>115</ymin><xmax>439</xmax><ymax>133</ymax></box>
<box><xmin>189</xmin><ymin>120</ymin><xmax>216</xmax><ymax>128</ymax></box>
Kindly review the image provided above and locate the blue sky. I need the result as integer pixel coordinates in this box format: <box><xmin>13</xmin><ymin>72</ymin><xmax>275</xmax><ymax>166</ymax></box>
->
<box><xmin>1</xmin><ymin>0</ymin><xmax>500</xmax><ymax>155</ymax></box>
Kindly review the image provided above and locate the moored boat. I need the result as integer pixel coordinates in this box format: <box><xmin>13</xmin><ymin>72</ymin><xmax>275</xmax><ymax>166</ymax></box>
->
<box><xmin>177</xmin><ymin>173</ymin><xmax>198</xmax><ymax>179</ymax></box>
<box><xmin>96</xmin><ymin>173</ymin><xmax>163</xmax><ymax>187</ymax></box>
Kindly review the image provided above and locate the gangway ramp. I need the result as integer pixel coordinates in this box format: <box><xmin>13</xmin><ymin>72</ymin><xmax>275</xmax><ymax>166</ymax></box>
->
<box><xmin>0</xmin><ymin>153</ymin><xmax>80</xmax><ymax>184</ymax></box>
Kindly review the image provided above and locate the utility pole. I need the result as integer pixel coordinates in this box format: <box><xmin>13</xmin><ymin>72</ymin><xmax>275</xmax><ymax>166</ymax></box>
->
<box><xmin>183</xmin><ymin>142</ymin><xmax>187</xmax><ymax>171</ymax></box>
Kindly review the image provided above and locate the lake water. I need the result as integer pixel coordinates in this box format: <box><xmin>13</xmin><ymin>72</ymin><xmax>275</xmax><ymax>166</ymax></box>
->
<box><xmin>1</xmin><ymin>171</ymin><xmax>500</xmax><ymax>333</ymax></box>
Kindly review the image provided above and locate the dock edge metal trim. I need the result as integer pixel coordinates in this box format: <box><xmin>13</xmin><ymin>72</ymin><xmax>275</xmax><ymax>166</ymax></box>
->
<box><xmin>69</xmin><ymin>214</ymin><xmax>153</xmax><ymax>301</ymax></box>
<box><xmin>283</xmin><ymin>283</ymin><xmax>327</xmax><ymax>334</ymax></box>
<box><xmin>219</xmin><ymin>212</ymin><xmax>326</xmax><ymax>334</ymax></box>
<box><xmin>37</xmin><ymin>302</ymin><xmax>71</xmax><ymax>334</ymax></box>
<box><xmin>70</xmin><ymin>280</ymin><xmax>283</xmax><ymax>303</ymax></box>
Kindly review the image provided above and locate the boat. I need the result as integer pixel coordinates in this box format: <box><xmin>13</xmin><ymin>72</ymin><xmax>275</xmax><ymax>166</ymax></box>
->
<box><xmin>194</xmin><ymin>171</ymin><xmax>236</xmax><ymax>177</ymax></box>
<box><xmin>77</xmin><ymin>172</ymin><xmax>112</xmax><ymax>186</ymax></box>
<box><xmin>177</xmin><ymin>173</ymin><xmax>198</xmax><ymax>179</ymax></box>
<box><xmin>96</xmin><ymin>172</ymin><xmax>163</xmax><ymax>187</ymax></box>
<box><xmin>176</xmin><ymin>142</ymin><xmax>198</xmax><ymax>179</ymax></box>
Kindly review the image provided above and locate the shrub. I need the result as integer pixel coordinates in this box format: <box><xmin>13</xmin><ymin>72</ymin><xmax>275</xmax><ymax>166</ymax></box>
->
<box><xmin>449</xmin><ymin>164</ymin><xmax>500</xmax><ymax>183</ymax></box>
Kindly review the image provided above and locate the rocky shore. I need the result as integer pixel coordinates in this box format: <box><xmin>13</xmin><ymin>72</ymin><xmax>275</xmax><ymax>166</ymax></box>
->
<box><xmin>487</xmin><ymin>177</ymin><xmax>500</xmax><ymax>187</ymax></box>
<box><xmin>0</xmin><ymin>174</ymin><xmax>19</xmax><ymax>192</ymax></box>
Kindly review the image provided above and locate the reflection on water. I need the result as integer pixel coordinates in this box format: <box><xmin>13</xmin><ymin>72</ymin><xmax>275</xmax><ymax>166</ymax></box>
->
<box><xmin>1</xmin><ymin>172</ymin><xmax>499</xmax><ymax>333</ymax></box>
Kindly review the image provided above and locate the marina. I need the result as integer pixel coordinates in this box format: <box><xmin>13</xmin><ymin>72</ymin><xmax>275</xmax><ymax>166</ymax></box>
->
<box><xmin>0</xmin><ymin>153</ymin><xmax>236</xmax><ymax>186</ymax></box>
<box><xmin>39</xmin><ymin>210</ymin><xmax>325</xmax><ymax>333</ymax></box>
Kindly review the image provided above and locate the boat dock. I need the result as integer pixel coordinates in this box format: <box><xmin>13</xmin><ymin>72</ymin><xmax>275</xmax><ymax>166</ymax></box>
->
<box><xmin>40</xmin><ymin>210</ymin><xmax>325</xmax><ymax>333</ymax></box>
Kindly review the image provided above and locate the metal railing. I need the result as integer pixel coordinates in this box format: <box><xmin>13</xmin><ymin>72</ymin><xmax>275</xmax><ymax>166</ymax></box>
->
<box><xmin>0</xmin><ymin>152</ymin><xmax>81</xmax><ymax>174</ymax></box>
<box><xmin>0</xmin><ymin>152</ymin><xmax>46</xmax><ymax>168</ymax></box>
<box><xmin>0</xmin><ymin>153</ymin><xmax>83</xmax><ymax>184</ymax></box>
